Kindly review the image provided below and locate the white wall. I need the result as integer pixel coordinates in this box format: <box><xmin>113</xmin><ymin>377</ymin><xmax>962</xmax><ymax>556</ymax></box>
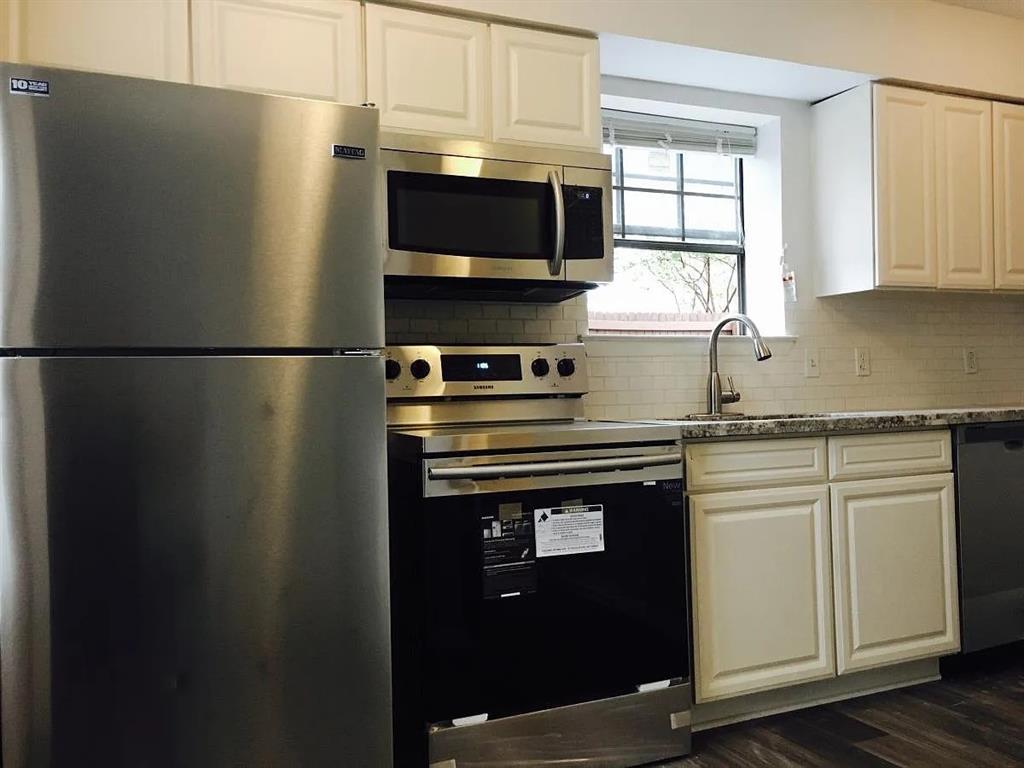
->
<box><xmin>413</xmin><ymin>0</ymin><xmax>1024</xmax><ymax>100</ymax></box>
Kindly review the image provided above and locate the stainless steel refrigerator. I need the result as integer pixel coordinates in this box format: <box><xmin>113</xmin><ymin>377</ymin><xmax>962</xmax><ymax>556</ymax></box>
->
<box><xmin>0</xmin><ymin>65</ymin><xmax>392</xmax><ymax>767</ymax></box>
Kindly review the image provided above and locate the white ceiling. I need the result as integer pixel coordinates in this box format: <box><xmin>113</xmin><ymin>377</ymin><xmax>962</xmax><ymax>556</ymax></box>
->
<box><xmin>599</xmin><ymin>34</ymin><xmax>874</xmax><ymax>103</ymax></box>
<box><xmin>931</xmin><ymin>0</ymin><xmax>1024</xmax><ymax>18</ymax></box>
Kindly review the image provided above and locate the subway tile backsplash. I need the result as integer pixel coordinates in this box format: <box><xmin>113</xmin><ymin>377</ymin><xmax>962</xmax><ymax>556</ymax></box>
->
<box><xmin>385</xmin><ymin>297</ymin><xmax>589</xmax><ymax>345</ymax></box>
<box><xmin>385</xmin><ymin>290</ymin><xmax>1024</xmax><ymax>419</ymax></box>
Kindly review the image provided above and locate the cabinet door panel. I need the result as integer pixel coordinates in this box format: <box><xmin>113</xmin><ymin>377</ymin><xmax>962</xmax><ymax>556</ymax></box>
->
<box><xmin>994</xmin><ymin>102</ymin><xmax>1024</xmax><ymax>290</ymax></box>
<box><xmin>828</xmin><ymin>430</ymin><xmax>952</xmax><ymax>482</ymax></box>
<box><xmin>491</xmin><ymin>25</ymin><xmax>600</xmax><ymax>149</ymax></box>
<box><xmin>5</xmin><ymin>0</ymin><xmax>189</xmax><ymax>82</ymax></box>
<box><xmin>366</xmin><ymin>5</ymin><xmax>488</xmax><ymax>138</ymax></box>
<box><xmin>691</xmin><ymin>486</ymin><xmax>835</xmax><ymax>702</ymax></box>
<box><xmin>935</xmin><ymin>95</ymin><xmax>993</xmax><ymax>289</ymax></box>
<box><xmin>831</xmin><ymin>474</ymin><xmax>960</xmax><ymax>674</ymax></box>
<box><xmin>874</xmin><ymin>85</ymin><xmax>937</xmax><ymax>287</ymax></box>
<box><xmin>686</xmin><ymin>438</ymin><xmax>827</xmax><ymax>493</ymax></box>
<box><xmin>192</xmin><ymin>0</ymin><xmax>363</xmax><ymax>103</ymax></box>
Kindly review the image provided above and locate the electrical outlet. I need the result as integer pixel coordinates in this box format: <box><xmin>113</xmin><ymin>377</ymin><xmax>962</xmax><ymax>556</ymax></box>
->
<box><xmin>855</xmin><ymin>347</ymin><xmax>871</xmax><ymax>377</ymax></box>
<box><xmin>963</xmin><ymin>348</ymin><xmax>978</xmax><ymax>374</ymax></box>
<box><xmin>805</xmin><ymin>349</ymin><xmax>821</xmax><ymax>378</ymax></box>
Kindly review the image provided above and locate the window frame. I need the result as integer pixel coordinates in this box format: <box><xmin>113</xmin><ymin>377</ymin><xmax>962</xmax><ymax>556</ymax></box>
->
<box><xmin>609</xmin><ymin>146</ymin><xmax>747</xmax><ymax>315</ymax></box>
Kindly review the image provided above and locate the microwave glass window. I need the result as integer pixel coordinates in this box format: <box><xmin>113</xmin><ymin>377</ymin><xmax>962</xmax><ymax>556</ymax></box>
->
<box><xmin>388</xmin><ymin>171</ymin><xmax>554</xmax><ymax>259</ymax></box>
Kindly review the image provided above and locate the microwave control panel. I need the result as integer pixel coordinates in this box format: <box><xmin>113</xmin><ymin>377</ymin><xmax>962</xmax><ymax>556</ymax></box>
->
<box><xmin>562</xmin><ymin>185</ymin><xmax>605</xmax><ymax>260</ymax></box>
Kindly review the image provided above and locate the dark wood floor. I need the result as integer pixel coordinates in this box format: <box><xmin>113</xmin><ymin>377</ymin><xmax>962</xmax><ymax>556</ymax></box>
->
<box><xmin>660</xmin><ymin>643</ymin><xmax>1024</xmax><ymax>767</ymax></box>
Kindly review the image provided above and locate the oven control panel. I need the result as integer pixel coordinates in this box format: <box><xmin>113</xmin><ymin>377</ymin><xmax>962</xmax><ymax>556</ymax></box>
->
<box><xmin>384</xmin><ymin>343</ymin><xmax>588</xmax><ymax>399</ymax></box>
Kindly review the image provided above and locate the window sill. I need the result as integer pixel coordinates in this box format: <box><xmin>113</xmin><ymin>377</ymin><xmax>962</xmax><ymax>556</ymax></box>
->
<box><xmin>581</xmin><ymin>333</ymin><xmax>798</xmax><ymax>357</ymax></box>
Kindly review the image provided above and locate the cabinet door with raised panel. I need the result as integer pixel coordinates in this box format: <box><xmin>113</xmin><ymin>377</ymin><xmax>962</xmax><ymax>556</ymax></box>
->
<box><xmin>192</xmin><ymin>0</ymin><xmax>363</xmax><ymax>103</ymax></box>
<box><xmin>690</xmin><ymin>485</ymin><xmax>835</xmax><ymax>702</ymax></box>
<box><xmin>366</xmin><ymin>5</ymin><xmax>488</xmax><ymax>138</ymax></box>
<box><xmin>935</xmin><ymin>95</ymin><xmax>993</xmax><ymax>289</ymax></box>
<box><xmin>491</xmin><ymin>25</ymin><xmax>600</xmax><ymax>150</ymax></box>
<box><xmin>994</xmin><ymin>102</ymin><xmax>1024</xmax><ymax>290</ymax></box>
<box><xmin>2</xmin><ymin>0</ymin><xmax>189</xmax><ymax>82</ymax></box>
<box><xmin>873</xmin><ymin>85</ymin><xmax>937</xmax><ymax>288</ymax></box>
<box><xmin>831</xmin><ymin>474</ymin><xmax>959</xmax><ymax>674</ymax></box>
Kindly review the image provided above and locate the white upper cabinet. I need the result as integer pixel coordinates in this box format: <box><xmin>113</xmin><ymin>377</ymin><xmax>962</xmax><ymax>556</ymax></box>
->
<box><xmin>3</xmin><ymin>0</ymin><xmax>189</xmax><ymax>82</ymax></box>
<box><xmin>366</xmin><ymin>5</ymin><xmax>489</xmax><ymax>138</ymax></box>
<box><xmin>830</xmin><ymin>474</ymin><xmax>960</xmax><ymax>674</ymax></box>
<box><xmin>994</xmin><ymin>102</ymin><xmax>1024</xmax><ymax>289</ymax></box>
<box><xmin>815</xmin><ymin>83</ymin><xmax>1019</xmax><ymax>295</ymax></box>
<box><xmin>873</xmin><ymin>85</ymin><xmax>938</xmax><ymax>288</ymax></box>
<box><xmin>192</xmin><ymin>0</ymin><xmax>364</xmax><ymax>103</ymax></box>
<box><xmin>490</xmin><ymin>25</ymin><xmax>600</xmax><ymax>150</ymax></box>
<box><xmin>934</xmin><ymin>95</ymin><xmax>993</xmax><ymax>289</ymax></box>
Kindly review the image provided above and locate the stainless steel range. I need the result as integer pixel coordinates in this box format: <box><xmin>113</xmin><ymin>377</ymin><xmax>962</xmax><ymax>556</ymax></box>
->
<box><xmin>385</xmin><ymin>344</ymin><xmax>691</xmax><ymax>768</ymax></box>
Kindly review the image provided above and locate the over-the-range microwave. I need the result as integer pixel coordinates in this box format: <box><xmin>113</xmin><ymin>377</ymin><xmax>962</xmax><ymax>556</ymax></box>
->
<box><xmin>380</xmin><ymin>134</ymin><xmax>613</xmax><ymax>302</ymax></box>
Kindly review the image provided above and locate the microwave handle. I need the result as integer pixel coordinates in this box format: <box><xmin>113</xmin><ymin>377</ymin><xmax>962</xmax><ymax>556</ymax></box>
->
<box><xmin>548</xmin><ymin>170</ymin><xmax>565</xmax><ymax>276</ymax></box>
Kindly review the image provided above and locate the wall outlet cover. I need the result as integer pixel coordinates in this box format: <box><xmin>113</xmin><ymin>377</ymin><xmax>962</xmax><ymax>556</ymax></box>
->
<box><xmin>963</xmin><ymin>348</ymin><xmax>978</xmax><ymax>374</ymax></box>
<box><xmin>805</xmin><ymin>349</ymin><xmax>821</xmax><ymax>378</ymax></box>
<box><xmin>855</xmin><ymin>347</ymin><xmax>871</xmax><ymax>377</ymax></box>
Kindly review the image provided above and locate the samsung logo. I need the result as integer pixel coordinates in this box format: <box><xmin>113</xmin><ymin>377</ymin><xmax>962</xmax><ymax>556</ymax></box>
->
<box><xmin>473</xmin><ymin>385</ymin><xmax>495</xmax><ymax>390</ymax></box>
<box><xmin>331</xmin><ymin>144</ymin><xmax>366</xmax><ymax>160</ymax></box>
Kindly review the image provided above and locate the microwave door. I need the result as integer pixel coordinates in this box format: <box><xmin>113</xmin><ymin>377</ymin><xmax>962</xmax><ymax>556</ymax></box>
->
<box><xmin>381</xmin><ymin>153</ymin><xmax>565</xmax><ymax>282</ymax></box>
<box><xmin>563</xmin><ymin>165</ymin><xmax>615</xmax><ymax>285</ymax></box>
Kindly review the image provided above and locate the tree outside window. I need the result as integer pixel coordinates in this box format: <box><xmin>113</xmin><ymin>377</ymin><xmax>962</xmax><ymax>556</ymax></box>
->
<box><xmin>588</xmin><ymin>145</ymin><xmax>745</xmax><ymax>336</ymax></box>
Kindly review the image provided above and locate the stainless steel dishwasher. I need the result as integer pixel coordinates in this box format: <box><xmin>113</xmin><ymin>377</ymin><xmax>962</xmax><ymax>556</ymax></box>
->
<box><xmin>955</xmin><ymin>423</ymin><xmax>1024</xmax><ymax>652</ymax></box>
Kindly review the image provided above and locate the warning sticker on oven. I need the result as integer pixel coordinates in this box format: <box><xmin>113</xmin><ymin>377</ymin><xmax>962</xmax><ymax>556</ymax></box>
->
<box><xmin>533</xmin><ymin>504</ymin><xmax>604</xmax><ymax>558</ymax></box>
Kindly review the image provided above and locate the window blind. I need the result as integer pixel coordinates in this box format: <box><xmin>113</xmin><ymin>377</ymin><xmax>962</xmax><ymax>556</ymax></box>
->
<box><xmin>602</xmin><ymin>108</ymin><xmax>757</xmax><ymax>157</ymax></box>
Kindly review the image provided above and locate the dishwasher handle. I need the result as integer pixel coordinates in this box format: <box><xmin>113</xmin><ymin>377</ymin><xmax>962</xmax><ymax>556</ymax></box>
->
<box><xmin>428</xmin><ymin>453</ymin><xmax>681</xmax><ymax>481</ymax></box>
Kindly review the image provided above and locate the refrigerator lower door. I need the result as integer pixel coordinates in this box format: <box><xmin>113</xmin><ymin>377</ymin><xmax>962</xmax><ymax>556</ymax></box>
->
<box><xmin>0</xmin><ymin>355</ymin><xmax>391</xmax><ymax>767</ymax></box>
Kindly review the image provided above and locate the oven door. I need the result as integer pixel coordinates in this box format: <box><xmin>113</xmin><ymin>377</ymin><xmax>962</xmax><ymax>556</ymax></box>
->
<box><xmin>404</xmin><ymin>448</ymin><xmax>688</xmax><ymax>727</ymax></box>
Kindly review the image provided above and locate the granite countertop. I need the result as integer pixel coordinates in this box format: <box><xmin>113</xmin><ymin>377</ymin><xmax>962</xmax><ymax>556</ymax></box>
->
<box><xmin>637</xmin><ymin>407</ymin><xmax>1024</xmax><ymax>440</ymax></box>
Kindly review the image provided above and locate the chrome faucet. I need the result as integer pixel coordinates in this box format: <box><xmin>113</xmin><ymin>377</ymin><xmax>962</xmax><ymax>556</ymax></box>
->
<box><xmin>706</xmin><ymin>314</ymin><xmax>772</xmax><ymax>415</ymax></box>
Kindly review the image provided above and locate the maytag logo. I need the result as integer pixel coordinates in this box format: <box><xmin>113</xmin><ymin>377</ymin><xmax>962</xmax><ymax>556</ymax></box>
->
<box><xmin>10</xmin><ymin>78</ymin><xmax>49</xmax><ymax>97</ymax></box>
<box><xmin>331</xmin><ymin>144</ymin><xmax>366</xmax><ymax>160</ymax></box>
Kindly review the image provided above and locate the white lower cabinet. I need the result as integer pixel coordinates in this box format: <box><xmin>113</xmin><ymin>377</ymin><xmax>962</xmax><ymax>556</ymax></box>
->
<box><xmin>830</xmin><ymin>473</ymin><xmax>960</xmax><ymax>674</ymax></box>
<box><xmin>690</xmin><ymin>485</ymin><xmax>835</xmax><ymax>702</ymax></box>
<box><xmin>688</xmin><ymin>432</ymin><xmax>961</xmax><ymax>705</ymax></box>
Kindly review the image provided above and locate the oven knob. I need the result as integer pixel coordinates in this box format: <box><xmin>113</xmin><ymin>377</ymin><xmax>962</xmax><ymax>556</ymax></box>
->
<box><xmin>531</xmin><ymin>358</ymin><xmax>550</xmax><ymax>377</ymax></box>
<box><xmin>410</xmin><ymin>359</ymin><xmax>431</xmax><ymax>380</ymax></box>
<box><xmin>556</xmin><ymin>358</ymin><xmax>576</xmax><ymax>377</ymax></box>
<box><xmin>385</xmin><ymin>359</ymin><xmax>401</xmax><ymax>380</ymax></box>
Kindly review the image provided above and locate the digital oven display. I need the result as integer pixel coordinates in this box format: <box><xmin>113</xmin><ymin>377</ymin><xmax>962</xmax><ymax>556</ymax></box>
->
<box><xmin>440</xmin><ymin>354</ymin><xmax>523</xmax><ymax>382</ymax></box>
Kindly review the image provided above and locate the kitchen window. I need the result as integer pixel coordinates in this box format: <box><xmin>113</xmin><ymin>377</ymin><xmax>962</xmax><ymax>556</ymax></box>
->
<box><xmin>589</xmin><ymin>110</ymin><xmax>754</xmax><ymax>336</ymax></box>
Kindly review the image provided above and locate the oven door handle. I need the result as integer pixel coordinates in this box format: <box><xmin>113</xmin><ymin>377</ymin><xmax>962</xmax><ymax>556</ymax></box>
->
<box><xmin>428</xmin><ymin>453</ymin><xmax>681</xmax><ymax>481</ymax></box>
<box><xmin>548</xmin><ymin>170</ymin><xmax>565</xmax><ymax>277</ymax></box>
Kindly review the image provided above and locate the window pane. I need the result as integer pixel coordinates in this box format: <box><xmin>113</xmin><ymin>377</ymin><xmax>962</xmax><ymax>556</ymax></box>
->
<box><xmin>587</xmin><ymin>246</ymin><xmax>742</xmax><ymax>335</ymax></box>
<box><xmin>622</xmin><ymin>190</ymin><xmax>681</xmax><ymax>240</ymax></box>
<box><xmin>682</xmin><ymin>153</ymin><xmax>736</xmax><ymax>195</ymax></box>
<box><xmin>684</xmin><ymin>195</ymin><xmax>740</xmax><ymax>243</ymax></box>
<box><xmin>621</xmin><ymin>147</ymin><xmax>680</xmax><ymax>191</ymax></box>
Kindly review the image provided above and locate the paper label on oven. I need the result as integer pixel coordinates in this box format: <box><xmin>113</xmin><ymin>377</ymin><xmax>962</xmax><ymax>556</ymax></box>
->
<box><xmin>533</xmin><ymin>505</ymin><xmax>604</xmax><ymax>558</ymax></box>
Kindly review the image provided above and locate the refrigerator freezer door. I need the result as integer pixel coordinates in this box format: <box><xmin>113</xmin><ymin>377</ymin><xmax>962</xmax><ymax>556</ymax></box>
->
<box><xmin>0</xmin><ymin>355</ymin><xmax>391</xmax><ymax>767</ymax></box>
<box><xmin>0</xmin><ymin>64</ymin><xmax>383</xmax><ymax>350</ymax></box>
